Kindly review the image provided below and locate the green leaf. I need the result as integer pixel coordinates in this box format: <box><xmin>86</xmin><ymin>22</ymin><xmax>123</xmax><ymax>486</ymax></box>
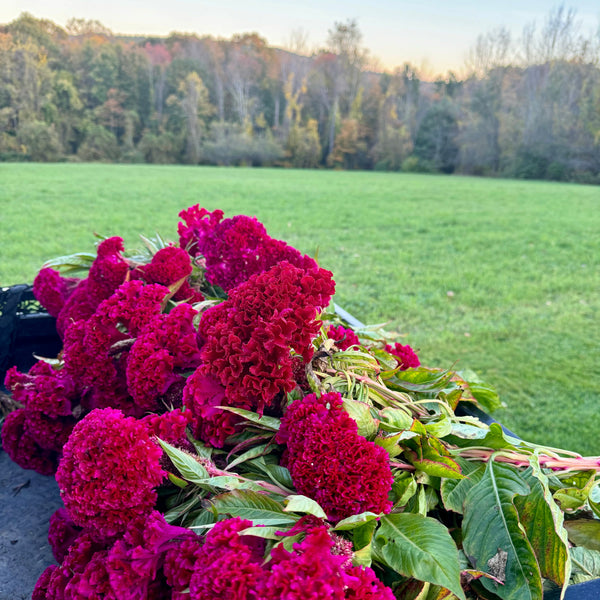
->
<box><xmin>462</xmin><ymin>461</ymin><xmax>542</xmax><ymax>600</ymax></box>
<box><xmin>167</xmin><ymin>472</ymin><xmax>189</xmax><ymax>489</ymax></box>
<box><xmin>226</xmin><ymin>443</ymin><xmax>270</xmax><ymax>471</ymax></box>
<box><xmin>440</xmin><ymin>460</ymin><xmax>485</xmax><ymax>514</ymax></box>
<box><xmin>379</xmin><ymin>406</ymin><xmax>413</xmax><ymax>432</ymax></box>
<box><xmin>284</xmin><ymin>495</ymin><xmax>327</xmax><ymax>519</ymax></box>
<box><xmin>373</xmin><ymin>512</ymin><xmax>466</xmax><ymax>600</ymax></box>
<box><xmin>156</xmin><ymin>438</ymin><xmax>209</xmax><ymax>484</ymax></box>
<box><xmin>200</xmin><ymin>475</ymin><xmax>265</xmax><ymax>492</ymax></box>
<box><xmin>239</xmin><ymin>526</ymin><xmax>284</xmax><ymax>540</ymax></box>
<box><xmin>424</xmin><ymin>414</ymin><xmax>453</xmax><ymax>438</ymax></box>
<box><xmin>392</xmin><ymin>474</ymin><xmax>418</xmax><ymax>508</ymax></box>
<box><xmin>570</xmin><ymin>547</ymin><xmax>600</xmax><ymax>584</ymax></box>
<box><xmin>342</xmin><ymin>398</ymin><xmax>378</xmax><ymax>438</ymax></box>
<box><xmin>564</xmin><ymin>519</ymin><xmax>600</xmax><ymax>552</ymax></box>
<box><xmin>385</xmin><ymin>367</ymin><xmax>454</xmax><ymax>394</ymax></box>
<box><xmin>353</xmin><ymin>519</ymin><xmax>378</xmax><ymax>568</ymax></box>
<box><xmin>467</xmin><ymin>382</ymin><xmax>502</xmax><ymax>413</ymax></box>
<box><xmin>405</xmin><ymin>437</ymin><xmax>464</xmax><ymax>480</ymax></box>
<box><xmin>211</xmin><ymin>489</ymin><xmax>298</xmax><ymax>527</ymax></box>
<box><xmin>374</xmin><ymin>430</ymin><xmax>418</xmax><ymax>457</ymax></box>
<box><xmin>446</xmin><ymin>422</ymin><xmax>520</xmax><ymax>450</ymax></box>
<box><xmin>514</xmin><ymin>461</ymin><xmax>571</xmax><ymax>589</ymax></box>
<box><xmin>553</xmin><ymin>470</ymin><xmax>596</xmax><ymax>511</ymax></box>
<box><xmin>334</xmin><ymin>512</ymin><xmax>380</xmax><ymax>531</ymax></box>
<box><xmin>217</xmin><ymin>406</ymin><xmax>281</xmax><ymax>431</ymax></box>
<box><xmin>43</xmin><ymin>252</ymin><xmax>96</xmax><ymax>275</ymax></box>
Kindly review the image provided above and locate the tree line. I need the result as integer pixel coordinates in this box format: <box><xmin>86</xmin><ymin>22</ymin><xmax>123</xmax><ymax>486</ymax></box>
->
<box><xmin>1</xmin><ymin>8</ymin><xmax>599</xmax><ymax>183</ymax></box>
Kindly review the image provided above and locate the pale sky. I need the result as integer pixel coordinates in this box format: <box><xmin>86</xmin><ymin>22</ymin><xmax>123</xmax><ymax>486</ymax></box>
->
<box><xmin>2</xmin><ymin>1</ymin><xmax>599</xmax><ymax>75</ymax></box>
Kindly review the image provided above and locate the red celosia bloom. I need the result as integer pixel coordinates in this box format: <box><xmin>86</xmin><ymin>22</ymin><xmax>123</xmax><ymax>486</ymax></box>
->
<box><xmin>33</xmin><ymin>267</ymin><xmax>79</xmax><ymax>318</ymax></box>
<box><xmin>65</xmin><ymin>549</ymin><xmax>117</xmax><ymax>599</ymax></box>
<box><xmin>136</xmin><ymin>245</ymin><xmax>204</xmax><ymax>303</ymax></box>
<box><xmin>141</xmin><ymin>408</ymin><xmax>194</xmax><ymax>449</ymax></box>
<box><xmin>187</xmin><ymin>261</ymin><xmax>335</xmax><ymax>446</ymax></box>
<box><xmin>328</xmin><ymin>325</ymin><xmax>360</xmax><ymax>351</ymax></box>
<box><xmin>48</xmin><ymin>508</ymin><xmax>82</xmax><ymax>563</ymax></box>
<box><xmin>56</xmin><ymin>408</ymin><xmax>165</xmax><ymax>541</ymax></box>
<box><xmin>277</xmin><ymin>391</ymin><xmax>393</xmax><ymax>522</ymax></box>
<box><xmin>87</xmin><ymin>237</ymin><xmax>130</xmax><ymax>306</ymax></box>
<box><xmin>189</xmin><ymin>517</ymin><xmax>266</xmax><ymax>599</ymax></box>
<box><xmin>344</xmin><ymin>565</ymin><xmax>396</xmax><ymax>600</ymax></box>
<box><xmin>177</xmin><ymin>206</ymin><xmax>318</xmax><ymax>291</ymax></box>
<box><xmin>127</xmin><ymin>303</ymin><xmax>202</xmax><ymax>411</ymax></box>
<box><xmin>164</xmin><ymin>536</ymin><xmax>204</xmax><ymax>600</ymax></box>
<box><xmin>384</xmin><ymin>342</ymin><xmax>420</xmax><ymax>370</ymax></box>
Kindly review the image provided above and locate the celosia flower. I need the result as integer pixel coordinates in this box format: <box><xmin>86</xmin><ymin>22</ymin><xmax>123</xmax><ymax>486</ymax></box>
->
<box><xmin>277</xmin><ymin>391</ymin><xmax>393</xmax><ymax>522</ymax></box>
<box><xmin>127</xmin><ymin>304</ymin><xmax>202</xmax><ymax>412</ymax></box>
<box><xmin>186</xmin><ymin>261</ymin><xmax>335</xmax><ymax>446</ymax></box>
<box><xmin>328</xmin><ymin>325</ymin><xmax>360</xmax><ymax>351</ymax></box>
<box><xmin>33</xmin><ymin>267</ymin><xmax>79</xmax><ymax>318</ymax></box>
<box><xmin>384</xmin><ymin>342</ymin><xmax>420</xmax><ymax>370</ymax></box>
<box><xmin>177</xmin><ymin>206</ymin><xmax>318</xmax><ymax>291</ymax></box>
<box><xmin>48</xmin><ymin>508</ymin><xmax>82</xmax><ymax>563</ymax></box>
<box><xmin>1</xmin><ymin>408</ymin><xmax>57</xmax><ymax>475</ymax></box>
<box><xmin>189</xmin><ymin>517</ymin><xmax>266</xmax><ymax>599</ymax></box>
<box><xmin>31</xmin><ymin>565</ymin><xmax>56</xmax><ymax>600</ymax></box>
<box><xmin>55</xmin><ymin>279</ymin><xmax>95</xmax><ymax>339</ymax></box>
<box><xmin>136</xmin><ymin>245</ymin><xmax>204</xmax><ymax>303</ymax></box>
<box><xmin>56</xmin><ymin>408</ymin><xmax>165</xmax><ymax>540</ymax></box>
<box><xmin>164</xmin><ymin>536</ymin><xmax>203</xmax><ymax>600</ymax></box>
<box><xmin>87</xmin><ymin>237</ymin><xmax>130</xmax><ymax>306</ymax></box>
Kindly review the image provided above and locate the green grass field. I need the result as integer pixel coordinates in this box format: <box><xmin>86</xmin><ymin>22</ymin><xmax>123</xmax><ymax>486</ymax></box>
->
<box><xmin>1</xmin><ymin>163</ymin><xmax>599</xmax><ymax>455</ymax></box>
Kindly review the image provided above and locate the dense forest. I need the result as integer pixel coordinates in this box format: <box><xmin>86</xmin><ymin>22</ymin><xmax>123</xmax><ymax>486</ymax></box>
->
<box><xmin>1</xmin><ymin>8</ymin><xmax>600</xmax><ymax>182</ymax></box>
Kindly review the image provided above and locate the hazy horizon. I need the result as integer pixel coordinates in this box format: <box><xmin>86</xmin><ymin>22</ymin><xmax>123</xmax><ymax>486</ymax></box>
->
<box><xmin>1</xmin><ymin>1</ymin><xmax>599</xmax><ymax>76</ymax></box>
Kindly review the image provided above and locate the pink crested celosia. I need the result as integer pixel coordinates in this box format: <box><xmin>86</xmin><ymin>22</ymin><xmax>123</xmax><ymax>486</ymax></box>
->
<box><xmin>31</xmin><ymin>565</ymin><xmax>56</xmax><ymax>600</ymax></box>
<box><xmin>1</xmin><ymin>408</ymin><xmax>57</xmax><ymax>475</ymax></box>
<box><xmin>56</xmin><ymin>408</ymin><xmax>165</xmax><ymax>541</ymax></box>
<box><xmin>384</xmin><ymin>342</ymin><xmax>420</xmax><ymax>370</ymax></box>
<box><xmin>185</xmin><ymin>261</ymin><xmax>335</xmax><ymax>446</ymax></box>
<box><xmin>177</xmin><ymin>206</ymin><xmax>318</xmax><ymax>291</ymax></box>
<box><xmin>277</xmin><ymin>391</ymin><xmax>393</xmax><ymax>522</ymax></box>
<box><xmin>189</xmin><ymin>517</ymin><xmax>266</xmax><ymax>599</ymax></box>
<box><xmin>328</xmin><ymin>325</ymin><xmax>360</xmax><ymax>351</ymax></box>
<box><xmin>126</xmin><ymin>303</ymin><xmax>202</xmax><ymax>412</ymax></box>
<box><xmin>135</xmin><ymin>245</ymin><xmax>204</xmax><ymax>303</ymax></box>
<box><xmin>86</xmin><ymin>236</ymin><xmax>131</xmax><ymax>306</ymax></box>
<box><xmin>141</xmin><ymin>408</ymin><xmax>194</xmax><ymax>448</ymax></box>
<box><xmin>164</xmin><ymin>535</ymin><xmax>204</xmax><ymax>600</ymax></box>
<box><xmin>33</xmin><ymin>267</ymin><xmax>79</xmax><ymax>318</ymax></box>
<box><xmin>106</xmin><ymin>510</ymin><xmax>195</xmax><ymax>600</ymax></box>
<box><xmin>48</xmin><ymin>508</ymin><xmax>82</xmax><ymax>563</ymax></box>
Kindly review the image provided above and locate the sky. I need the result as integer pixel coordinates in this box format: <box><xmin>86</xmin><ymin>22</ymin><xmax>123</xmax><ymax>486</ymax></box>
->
<box><xmin>1</xmin><ymin>1</ymin><xmax>599</xmax><ymax>75</ymax></box>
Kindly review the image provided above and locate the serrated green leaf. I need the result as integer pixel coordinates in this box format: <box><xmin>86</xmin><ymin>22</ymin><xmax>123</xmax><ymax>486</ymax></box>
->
<box><xmin>217</xmin><ymin>406</ymin><xmax>280</xmax><ymax>431</ymax></box>
<box><xmin>211</xmin><ymin>490</ymin><xmax>298</xmax><ymax>526</ymax></box>
<box><xmin>334</xmin><ymin>512</ymin><xmax>379</xmax><ymax>531</ymax></box>
<box><xmin>226</xmin><ymin>443</ymin><xmax>270</xmax><ymax>471</ymax></box>
<box><xmin>284</xmin><ymin>495</ymin><xmax>327</xmax><ymax>519</ymax></box>
<box><xmin>564</xmin><ymin>520</ymin><xmax>600</xmax><ymax>552</ymax></box>
<box><xmin>373</xmin><ymin>513</ymin><xmax>466</xmax><ymax>600</ymax></box>
<box><xmin>514</xmin><ymin>461</ymin><xmax>571</xmax><ymax>590</ymax></box>
<box><xmin>157</xmin><ymin>438</ymin><xmax>209</xmax><ymax>484</ymax></box>
<box><xmin>462</xmin><ymin>461</ymin><xmax>542</xmax><ymax>600</ymax></box>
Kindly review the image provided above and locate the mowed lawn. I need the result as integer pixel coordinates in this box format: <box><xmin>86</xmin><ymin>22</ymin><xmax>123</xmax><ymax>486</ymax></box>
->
<box><xmin>1</xmin><ymin>163</ymin><xmax>599</xmax><ymax>455</ymax></box>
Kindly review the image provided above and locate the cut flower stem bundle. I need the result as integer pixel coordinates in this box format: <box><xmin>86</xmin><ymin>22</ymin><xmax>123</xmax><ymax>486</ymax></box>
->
<box><xmin>3</xmin><ymin>206</ymin><xmax>600</xmax><ymax>600</ymax></box>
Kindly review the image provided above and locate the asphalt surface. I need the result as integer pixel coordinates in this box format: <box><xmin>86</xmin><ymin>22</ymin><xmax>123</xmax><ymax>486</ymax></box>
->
<box><xmin>0</xmin><ymin>450</ymin><xmax>61</xmax><ymax>600</ymax></box>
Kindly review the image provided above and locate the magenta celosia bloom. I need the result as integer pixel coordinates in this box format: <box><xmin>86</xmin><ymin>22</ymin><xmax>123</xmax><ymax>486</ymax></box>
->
<box><xmin>186</xmin><ymin>261</ymin><xmax>335</xmax><ymax>446</ymax></box>
<box><xmin>189</xmin><ymin>517</ymin><xmax>266</xmax><ymax>599</ymax></box>
<box><xmin>164</xmin><ymin>536</ymin><xmax>203</xmax><ymax>600</ymax></box>
<box><xmin>65</xmin><ymin>549</ymin><xmax>117</xmax><ymax>599</ymax></box>
<box><xmin>277</xmin><ymin>391</ymin><xmax>393</xmax><ymax>522</ymax></box>
<box><xmin>107</xmin><ymin>511</ymin><xmax>194</xmax><ymax>600</ymax></box>
<box><xmin>48</xmin><ymin>508</ymin><xmax>82</xmax><ymax>563</ymax></box>
<box><xmin>343</xmin><ymin>565</ymin><xmax>396</xmax><ymax>600</ymax></box>
<box><xmin>1</xmin><ymin>408</ymin><xmax>57</xmax><ymax>475</ymax></box>
<box><xmin>33</xmin><ymin>267</ymin><xmax>79</xmax><ymax>318</ymax></box>
<box><xmin>177</xmin><ymin>206</ymin><xmax>318</xmax><ymax>291</ymax></box>
<box><xmin>31</xmin><ymin>565</ymin><xmax>56</xmax><ymax>600</ymax></box>
<box><xmin>127</xmin><ymin>304</ymin><xmax>202</xmax><ymax>411</ymax></box>
<box><xmin>384</xmin><ymin>342</ymin><xmax>420</xmax><ymax>370</ymax></box>
<box><xmin>87</xmin><ymin>236</ymin><xmax>130</xmax><ymax>306</ymax></box>
<box><xmin>56</xmin><ymin>408</ymin><xmax>165</xmax><ymax>540</ymax></box>
<box><xmin>55</xmin><ymin>278</ymin><xmax>95</xmax><ymax>339</ymax></box>
<box><xmin>141</xmin><ymin>408</ymin><xmax>194</xmax><ymax>448</ymax></box>
<box><xmin>328</xmin><ymin>325</ymin><xmax>360</xmax><ymax>351</ymax></box>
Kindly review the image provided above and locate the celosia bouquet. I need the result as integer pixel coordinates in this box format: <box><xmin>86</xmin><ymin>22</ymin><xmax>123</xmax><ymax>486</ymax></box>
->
<box><xmin>3</xmin><ymin>206</ymin><xmax>600</xmax><ymax>600</ymax></box>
